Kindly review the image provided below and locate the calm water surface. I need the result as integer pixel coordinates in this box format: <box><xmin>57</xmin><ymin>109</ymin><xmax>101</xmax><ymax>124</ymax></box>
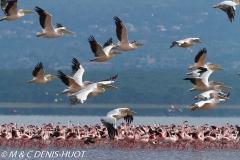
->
<box><xmin>0</xmin><ymin>116</ymin><xmax>239</xmax><ymax>160</ymax></box>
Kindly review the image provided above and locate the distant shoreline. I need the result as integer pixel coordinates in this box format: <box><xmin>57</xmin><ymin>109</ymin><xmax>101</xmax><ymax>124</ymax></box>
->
<box><xmin>0</xmin><ymin>103</ymin><xmax>238</xmax><ymax>117</ymax></box>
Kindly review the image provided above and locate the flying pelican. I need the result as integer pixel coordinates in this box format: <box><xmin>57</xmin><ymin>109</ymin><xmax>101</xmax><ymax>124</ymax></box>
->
<box><xmin>112</xmin><ymin>16</ymin><xmax>144</xmax><ymax>51</ymax></box>
<box><xmin>183</xmin><ymin>77</ymin><xmax>222</xmax><ymax>92</ymax></box>
<box><xmin>0</xmin><ymin>0</ymin><xmax>34</xmax><ymax>21</ymax></box>
<box><xmin>194</xmin><ymin>85</ymin><xmax>232</xmax><ymax>100</ymax></box>
<box><xmin>188</xmin><ymin>95</ymin><xmax>229</xmax><ymax>111</ymax></box>
<box><xmin>187</xmin><ymin>62</ymin><xmax>224</xmax><ymax>78</ymax></box>
<box><xmin>57</xmin><ymin>58</ymin><xmax>95</xmax><ymax>94</ymax></box>
<box><xmin>88</xmin><ymin>35</ymin><xmax>122</xmax><ymax>62</ymax></box>
<box><xmin>34</xmin><ymin>6</ymin><xmax>73</xmax><ymax>38</ymax></box>
<box><xmin>69</xmin><ymin>74</ymin><xmax>118</xmax><ymax>105</ymax></box>
<box><xmin>100</xmin><ymin>108</ymin><xmax>136</xmax><ymax>140</ymax></box>
<box><xmin>213</xmin><ymin>0</ymin><xmax>240</xmax><ymax>22</ymax></box>
<box><xmin>28</xmin><ymin>62</ymin><xmax>57</xmax><ymax>84</ymax></box>
<box><xmin>188</xmin><ymin>48</ymin><xmax>222</xmax><ymax>70</ymax></box>
<box><xmin>169</xmin><ymin>38</ymin><xmax>202</xmax><ymax>49</ymax></box>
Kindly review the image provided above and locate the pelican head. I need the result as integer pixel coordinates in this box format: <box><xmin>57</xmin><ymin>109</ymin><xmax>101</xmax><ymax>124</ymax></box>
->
<box><xmin>57</xmin><ymin>27</ymin><xmax>74</xmax><ymax>35</ymax></box>
<box><xmin>208</xmin><ymin>65</ymin><xmax>224</xmax><ymax>71</ymax></box>
<box><xmin>192</xmin><ymin>38</ymin><xmax>202</xmax><ymax>43</ymax></box>
<box><xmin>18</xmin><ymin>9</ymin><xmax>34</xmax><ymax>15</ymax></box>
<box><xmin>120</xmin><ymin>108</ymin><xmax>137</xmax><ymax>115</ymax></box>
<box><xmin>131</xmin><ymin>40</ymin><xmax>144</xmax><ymax>48</ymax></box>
<box><xmin>209</xmin><ymin>81</ymin><xmax>222</xmax><ymax>87</ymax></box>
<box><xmin>55</xmin><ymin>23</ymin><xmax>74</xmax><ymax>35</ymax></box>
<box><xmin>45</xmin><ymin>74</ymin><xmax>58</xmax><ymax>81</ymax></box>
<box><xmin>169</xmin><ymin>41</ymin><xmax>178</xmax><ymax>49</ymax></box>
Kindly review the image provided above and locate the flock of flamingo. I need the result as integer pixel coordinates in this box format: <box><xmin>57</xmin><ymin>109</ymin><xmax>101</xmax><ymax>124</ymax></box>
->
<box><xmin>1</xmin><ymin>0</ymin><xmax>240</xmax><ymax>150</ymax></box>
<box><xmin>0</xmin><ymin>121</ymin><xmax>240</xmax><ymax>151</ymax></box>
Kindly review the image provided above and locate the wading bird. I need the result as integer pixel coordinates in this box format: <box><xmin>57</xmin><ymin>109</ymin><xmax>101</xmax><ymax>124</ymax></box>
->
<box><xmin>0</xmin><ymin>0</ymin><xmax>34</xmax><ymax>21</ymax></box>
<box><xmin>69</xmin><ymin>74</ymin><xmax>118</xmax><ymax>105</ymax></box>
<box><xmin>34</xmin><ymin>6</ymin><xmax>73</xmax><ymax>38</ymax></box>
<box><xmin>213</xmin><ymin>0</ymin><xmax>240</xmax><ymax>22</ymax></box>
<box><xmin>28</xmin><ymin>62</ymin><xmax>57</xmax><ymax>84</ymax></box>
<box><xmin>169</xmin><ymin>38</ymin><xmax>202</xmax><ymax>49</ymax></box>
<box><xmin>88</xmin><ymin>35</ymin><xmax>122</xmax><ymax>62</ymax></box>
<box><xmin>112</xmin><ymin>16</ymin><xmax>144</xmax><ymax>51</ymax></box>
<box><xmin>100</xmin><ymin>108</ymin><xmax>136</xmax><ymax>140</ymax></box>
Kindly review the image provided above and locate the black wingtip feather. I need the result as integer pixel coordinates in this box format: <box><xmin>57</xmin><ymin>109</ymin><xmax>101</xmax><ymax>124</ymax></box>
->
<box><xmin>56</xmin><ymin>23</ymin><xmax>63</xmax><ymax>28</ymax></box>
<box><xmin>88</xmin><ymin>35</ymin><xmax>96</xmax><ymax>42</ymax></box>
<box><xmin>113</xmin><ymin>16</ymin><xmax>121</xmax><ymax>22</ymax></box>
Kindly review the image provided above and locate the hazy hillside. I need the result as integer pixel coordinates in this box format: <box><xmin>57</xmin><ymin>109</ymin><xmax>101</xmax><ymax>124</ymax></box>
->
<box><xmin>0</xmin><ymin>0</ymin><xmax>240</xmax><ymax>71</ymax></box>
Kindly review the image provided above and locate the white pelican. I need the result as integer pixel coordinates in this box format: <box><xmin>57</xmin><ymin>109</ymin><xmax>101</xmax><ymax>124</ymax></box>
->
<box><xmin>188</xmin><ymin>48</ymin><xmax>222</xmax><ymax>70</ymax></box>
<box><xmin>34</xmin><ymin>6</ymin><xmax>73</xmax><ymax>38</ymax></box>
<box><xmin>187</xmin><ymin>62</ymin><xmax>224</xmax><ymax>78</ymax></box>
<box><xmin>28</xmin><ymin>62</ymin><xmax>57</xmax><ymax>84</ymax></box>
<box><xmin>194</xmin><ymin>85</ymin><xmax>232</xmax><ymax>100</ymax></box>
<box><xmin>188</xmin><ymin>95</ymin><xmax>229</xmax><ymax>111</ymax></box>
<box><xmin>213</xmin><ymin>0</ymin><xmax>240</xmax><ymax>22</ymax></box>
<box><xmin>169</xmin><ymin>38</ymin><xmax>202</xmax><ymax>49</ymax></box>
<box><xmin>57</xmin><ymin>58</ymin><xmax>97</xmax><ymax>94</ymax></box>
<box><xmin>100</xmin><ymin>108</ymin><xmax>136</xmax><ymax>140</ymax></box>
<box><xmin>183</xmin><ymin>77</ymin><xmax>222</xmax><ymax>92</ymax></box>
<box><xmin>0</xmin><ymin>0</ymin><xmax>34</xmax><ymax>21</ymax></box>
<box><xmin>88</xmin><ymin>35</ymin><xmax>122</xmax><ymax>62</ymax></box>
<box><xmin>69</xmin><ymin>74</ymin><xmax>118</xmax><ymax>105</ymax></box>
<box><xmin>112</xmin><ymin>16</ymin><xmax>144</xmax><ymax>51</ymax></box>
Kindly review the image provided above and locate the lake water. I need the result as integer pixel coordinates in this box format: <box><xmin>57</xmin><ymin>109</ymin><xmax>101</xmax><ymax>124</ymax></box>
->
<box><xmin>0</xmin><ymin>115</ymin><xmax>239</xmax><ymax>160</ymax></box>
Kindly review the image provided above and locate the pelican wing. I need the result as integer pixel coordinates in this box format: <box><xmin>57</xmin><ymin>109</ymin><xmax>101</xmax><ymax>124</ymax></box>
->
<box><xmin>70</xmin><ymin>58</ymin><xmax>84</xmax><ymax>85</ymax></box>
<box><xmin>201</xmin><ymin>69</ymin><xmax>213</xmax><ymax>85</ymax></box>
<box><xmin>2</xmin><ymin>1</ymin><xmax>17</xmax><ymax>16</ymax></box>
<box><xmin>69</xmin><ymin>83</ymin><xmax>98</xmax><ymax>105</ymax></box>
<box><xmin>88</xmin><ymin>35</ymin><xmax>105</xmax><ymax>57</ymax></box>
<box><xmin>183</xmin><ymin>78</ymin><xmax>205</xmax><ymax>87</ymax></box>
<box><xmin>195</xmin><ymin>99</ymin><xmax>212</xmax><ymax>108</ymax></box>
<box><xmin>124</xmin><ymin>114</ymin><xmax>134</xmax><ymax>123</ymax></box>
<box><xmin>100</xmin><ymin>115</ymin><xmax>117</xmax><ymax>140</ymax></box>
<box><xmin>35</xmin><ymin>6</ymin><xmax>54</xmax><ymax>32</ymax></box>
<box><xmin>102</xmin><ymin>37</ymin><xmax>113</xmax><ymax>56</ymax></box>
<box><xmin>194</xmin><ymin>90</ymin><xmax>214</xmax><ymax>100</ymax></box>
<box><xmin>219</xmin><ymin>2</ymin><xmax>236</xmax><ymax>22</ymax></box>
<box><xmin>32</xmin><ymin>62</ymin><xmax>44</xmax><ymax>79</ymax></box>
<box><xmin>98</xmin><ymin>74</ymin><xmax>118</xmax><ymax>84</ymax></box>
<box><xmin>113</xmin><ymin>16</ymin><xmax>129</xmax><ymax>44</ymax></box>
<box><xmin>194</xmin><ymin>48</ymin><xmax>207</xmax><ymax>66</ymax></box>
<box><xmin>106</xmin><ymin>108</ymin><xmax>121</xmax><ymax>116</ymax></box>
<box><xmin>57</xmin><ymin>70</ymin><xmax>80</xmax><ymax>88</ymax></box>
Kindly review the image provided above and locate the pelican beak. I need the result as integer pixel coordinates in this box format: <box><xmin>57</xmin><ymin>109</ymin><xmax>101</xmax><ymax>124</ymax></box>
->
<box><xmin>130</xmin><ymin>110</ymin><xmax>137</xmax><ymax>114</ymax></box>
<box><xmin>213</xmin><ymin>81</ymin><xmax>222</xmax><ymax>85</ymax></box>
<box><xmin>61</xmin><ymin>29</ymin><xmax>74</xmax><ymax>34</ymax></box>
<box><xmin>212</xmin><ymin>66</ymin><xmax>224</xmax><ymax>70</ymax></box>
<box><xmin>169</xmin><ymin>44</ymin><xmax>174</xmax><ymax>49</ymax></box>
<box><xmin>101</xmin><ymin>84</ymin><xmax>118</xmax><ymax>89</ymax></box>
<box><xmin>22</xmin><ymin>10</ymin><xmax>34</xmax><ymax>14</ymax></box>
<box><xmin>50</xmin><ymin>75</ymin><xmax>58</xmax><ymax>78</ymax></box>
<box><xmin>219</xmin><ymin>85</ymin><xmax>232</xmax><ymax>90</ymax></box>
<box><xmin>135</xmin><ymin>43</ymin><xmax>144</xmax><ymax>46</ymax></box>
<box><xmin>112</xmin><ymin>51</ymin><xmax>122</xmax><ymax>54</ymax></box>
